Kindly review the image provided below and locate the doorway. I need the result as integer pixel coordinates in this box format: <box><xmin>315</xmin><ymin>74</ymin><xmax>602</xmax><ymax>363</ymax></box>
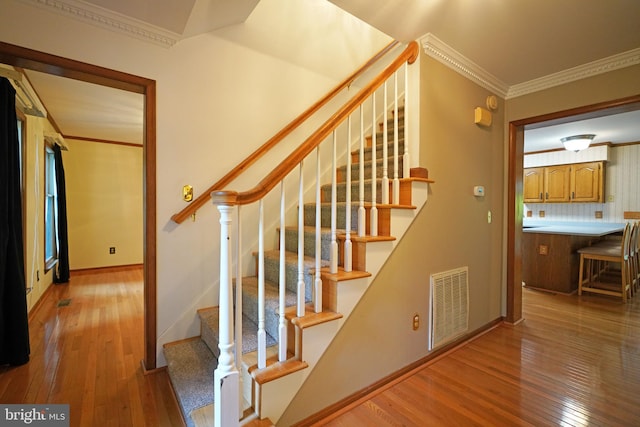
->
<box><xmin>0</xmin><ymin>41</ymin><xmax>158</xmax><ymax>369</ymax></box>
<box><xmin>506</xmin><ymin>94</ymin><xmax>640</xmax><ymax>323</ymax></box>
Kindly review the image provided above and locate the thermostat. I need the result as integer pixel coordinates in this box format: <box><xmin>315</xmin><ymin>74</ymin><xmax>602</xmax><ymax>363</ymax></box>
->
<box><xmin>473</xmin><ymin>186</ymin><xmax>485</xmax><ymax>197</ymax></box>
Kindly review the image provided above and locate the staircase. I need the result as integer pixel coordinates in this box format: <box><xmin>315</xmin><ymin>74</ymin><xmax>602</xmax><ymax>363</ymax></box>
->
<box><xmin>163</xmin><ymin>104</ymin><xmax>432</xmax><ymax>425</ymax></box>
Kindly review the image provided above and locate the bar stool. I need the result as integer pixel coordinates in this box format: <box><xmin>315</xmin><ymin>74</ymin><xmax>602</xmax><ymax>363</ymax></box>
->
<box><xmin>577</xmin><ymin>222</ymin><xmax>634</xmax><ymax>302</ymax></box>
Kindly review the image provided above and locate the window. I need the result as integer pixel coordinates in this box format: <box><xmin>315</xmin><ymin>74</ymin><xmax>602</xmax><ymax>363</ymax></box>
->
<box><xmin>44</xmin><ymin>145</ymin><xmax>58</xmax><ymax>270</ymax></box>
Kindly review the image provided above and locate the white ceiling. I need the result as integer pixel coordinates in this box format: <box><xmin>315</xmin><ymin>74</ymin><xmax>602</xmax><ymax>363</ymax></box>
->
<box><xmin>8</xmin><ymin>0</ymin><xmax>640</xmax><ymax>151</ymax></box>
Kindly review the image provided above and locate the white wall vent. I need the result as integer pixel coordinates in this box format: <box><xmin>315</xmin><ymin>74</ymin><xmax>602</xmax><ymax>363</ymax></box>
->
<box><xmin>429</xmin><ymin>267</ymin><xmax>469</xmax><ymax>350</ymax></box>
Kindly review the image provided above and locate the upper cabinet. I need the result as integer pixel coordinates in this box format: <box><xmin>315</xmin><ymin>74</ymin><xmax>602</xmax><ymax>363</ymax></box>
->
<box><xmin>524</xmin><ymin>161</ymin><xmax>604</xmax><ymax>203</ymax></box>
<box><xmin>523</xmin><ymin>167</ymin><xmax>544</xmax><ymax>203</ymax></box>
<box><xmin>571</xmin><ymin>162</ymin><xmax>603</xmax><ymax>202</ymax></box>
<box><xmin>545</xmin><ymin>164</ymin><xmax>571</xmax><ymax>202</ymax></box>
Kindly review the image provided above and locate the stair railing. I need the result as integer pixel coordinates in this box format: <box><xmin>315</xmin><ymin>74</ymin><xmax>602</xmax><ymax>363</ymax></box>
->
<box><xmin>210</xmin><ymin>41</ymin><xmax>418</xmax><ymax>427</ymax></box>
<box><xmin>171</xmin><ymin>41</ymin><xmax>399</xmax><ymax>225</ymax></box>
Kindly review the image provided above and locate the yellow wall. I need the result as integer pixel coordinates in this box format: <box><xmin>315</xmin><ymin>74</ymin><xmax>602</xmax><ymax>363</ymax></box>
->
<box><xmin>21</xmin><ymin>117</ymin><xmax>143</xmax><ymax>312</ymax></box>
<box><xmin>279</xmin><ymin>52</ymin><xmax>506</xmax><ymax>424</ymax></box>
<box><xmin>64</xmin><ymin>140</ymin><xmax>143</xmax><ymax>270</ymax></box>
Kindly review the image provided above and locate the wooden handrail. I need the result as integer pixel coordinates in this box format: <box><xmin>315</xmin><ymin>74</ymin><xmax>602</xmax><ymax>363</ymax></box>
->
<box><xmin>171</xmin><ymin>40</ymin><xmax>401</xmax><ymax>224</ymax></box>
<box><xmin>214</xmin><ymin>41</ymin><xmax>419</xmax><ymax>206</ymax></box>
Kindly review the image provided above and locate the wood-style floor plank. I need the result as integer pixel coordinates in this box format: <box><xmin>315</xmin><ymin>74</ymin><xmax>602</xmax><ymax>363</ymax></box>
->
<box><xmin>4</xmin><ymin>269</ymin><xmax>639</xmax><ymax>426</ymax></box>
<box><xmin>0</xmin><ymin>266</ymin><xmax>184</xmax><ymax>427</ymax></box>
<box><xmin>315</xmin><ymin>289</ymin><xmax>640</xmax><ymax>426</ymax></box>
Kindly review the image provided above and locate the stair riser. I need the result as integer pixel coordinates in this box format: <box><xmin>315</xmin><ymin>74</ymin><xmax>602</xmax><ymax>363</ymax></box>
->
<box><xmin>303</xmin><ymin>203</ymin><xmax>358</xmax><ymax>231</ymax></box>
<box><xmin>356</xmin><ymin>142</ymin><xmax>405</xmax><ymax>162</ymax></box>
<box><xmin>283</xmin><ymin>228</ymin><xmax>332</xmax><ymax>260</ymax></box>
<box><xmin>263</xmin><ymin>255</ymin><xmax>315</xmax><ymax>300</ymax></box>
<box><xmin>321</xmin><ymin>181</ymin><xmax>390</xmax><ymax>204</ymax></box>
<box><xmin>338</xmin><ymin>158</ymin><xmax>404</xmax><ymax>183</ymax></box>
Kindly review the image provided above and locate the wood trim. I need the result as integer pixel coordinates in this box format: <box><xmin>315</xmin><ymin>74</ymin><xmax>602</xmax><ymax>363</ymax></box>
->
<box><xmin>624</xmin><ymin>211</ymin><xmax>640</xmax><ymax>219</ymax></box>
<box><xmin>0</xmin><ymin>40</ymin><xmax>159</xmax><ymax>370</ymax></box>
<box><xmin>171</xmin><ymin>40</ymin><xmax>401</xmax><ymax>224</ymax></box>
<box><xmin>507</xmin><ymin>123</ymin><xmax>524</xmax><ymax>324</ymax></box>
<box><xmin>63</xmin><ymin>134</ymin><xmax>143</xmax><ymax>148</ymax></box>
<box><xmin>70</xmin><ymin>264</ymin><xmax>143</xmax><ymax>275</ymax></box>
<box><xmin>230</xmin><ymin>42</ymin><xmax>419</xmax><ymax>206</ymax></box>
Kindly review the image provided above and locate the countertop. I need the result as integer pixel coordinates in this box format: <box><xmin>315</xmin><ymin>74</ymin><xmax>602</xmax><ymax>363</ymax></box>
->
<box><xmin>522</xmin><ymin>220</ymin><xmax>625</xmax><ymax>237</ymax></box>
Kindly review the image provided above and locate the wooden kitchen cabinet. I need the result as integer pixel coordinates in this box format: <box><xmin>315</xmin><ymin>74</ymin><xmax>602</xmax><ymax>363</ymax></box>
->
<box><xmin>523</xmin><ymin>167</ymin><xmax>544</xmax><ymax>202</ymax></box>
<box><xmin>571</xmin><ymin>161</ymin><xmax>603</xmax><ymax>202</ymax></box>
<box><xmin>523</xmin><ymin>161</ymin><xmax>604</xmax><ymax>203</ymax></box>
<box><xmin>545</xmin><ymin>164</ymin><xmax>571</xmax><ymax>202</ymax></box>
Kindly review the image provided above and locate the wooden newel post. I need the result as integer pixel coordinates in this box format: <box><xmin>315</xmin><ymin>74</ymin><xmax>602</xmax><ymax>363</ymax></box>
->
<box><xmin>212</xmin><ymin>191</ymin><xmax>240</xmax><ymax>427</ymax></box>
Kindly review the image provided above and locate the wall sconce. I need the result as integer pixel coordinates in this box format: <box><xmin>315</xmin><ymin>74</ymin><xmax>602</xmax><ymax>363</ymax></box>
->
<box><xmin>561</xmin><ymin>134</ymin><xmax>595</xmax><ymax>152</ymax></box>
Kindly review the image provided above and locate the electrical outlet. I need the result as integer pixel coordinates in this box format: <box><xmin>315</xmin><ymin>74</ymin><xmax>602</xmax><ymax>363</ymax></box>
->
<box><xmin>526</xmin><ymin>210</ymin><xmax>533</xmax><ymax>217</ymax></box>
<box><xmin>538</xmin><ymin>245</ymin><xmax>548</xmax><ymax>255</ymax></box>
<box><xmin>595</xmin><ymin>211</ymin><xmax>603</xmax><ymax>219</ymax></box>
<box><xmin>539</xmin><ymin>210</ymin><xmax>545</xmax><ymax>218</ymax></box>
<box><xmin>109</xmin><ymin>247</ymin><xmax>116</xmax><ymax>254</ymax></box>
<box><xmin>412</xmin><ymin>314</ymin><xmax>420</xmax><ymax>331</ymax></box>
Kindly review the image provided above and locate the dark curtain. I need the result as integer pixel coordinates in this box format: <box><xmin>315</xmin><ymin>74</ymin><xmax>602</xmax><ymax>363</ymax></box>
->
<box><xmin>52</xmin><ymin>144</ymin><xmax>69</xmax><ymax>283</ymax></box>
<box><xmin>0</xmin><ymin>78</ymin><xmax>30</xmax><ymax>366</ymax></box>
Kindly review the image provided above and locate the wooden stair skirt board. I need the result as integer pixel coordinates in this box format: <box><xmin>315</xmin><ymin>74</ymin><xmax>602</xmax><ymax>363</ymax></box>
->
<box><xmin>163</xmin><ymin>108</ymin><xmax>433</xmax><ymax>425</ymax></box>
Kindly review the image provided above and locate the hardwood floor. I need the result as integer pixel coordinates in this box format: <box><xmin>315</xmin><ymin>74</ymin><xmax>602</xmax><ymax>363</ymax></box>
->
<box><xmin>313</xmin><ymin>288</ymin><xmax>640</xmax><ymax>426</ymax></box>
<box><xmin>3</xmin><ymin>270</ymin><xmax>639</xmax><ymax>427</ymax></box>
<box><xmin>0</xmin><ymin>266</ymin><xmax>184</xmax><ymax>427</ymax></box>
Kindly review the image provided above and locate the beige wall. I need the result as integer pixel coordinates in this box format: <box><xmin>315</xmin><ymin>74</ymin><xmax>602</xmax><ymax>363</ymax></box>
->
<box><xmin>506</xmin><ymin>64</ymin><xmax>640</xmax><ymax>122</ymax></box>
<box><xmin>64</xmin><ymin>140</ymin><xmax>143</xmax><ymax>270</ymax></box>
<box><xmin>279</xmin><ymin>53</ymin><xmax>506</xmax><ymax>425</ymax></box>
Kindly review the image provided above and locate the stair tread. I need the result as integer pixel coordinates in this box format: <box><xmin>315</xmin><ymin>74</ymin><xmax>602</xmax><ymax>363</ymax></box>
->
<box><xmin>163</xmin><ymin>338</ymin><xmax>216</xmax><ymax>425</ymax></box>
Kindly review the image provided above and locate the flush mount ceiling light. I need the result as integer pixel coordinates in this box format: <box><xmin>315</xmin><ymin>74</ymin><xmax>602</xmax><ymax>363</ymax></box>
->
<box><xmin>561</xmin><ymin>134</ymin><xmax>595</xmax><ymax>152</ymax></box>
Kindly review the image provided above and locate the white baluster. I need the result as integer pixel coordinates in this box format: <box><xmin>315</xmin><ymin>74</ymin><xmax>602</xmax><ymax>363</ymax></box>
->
<box><xmin>297</xmin><ymin>161</ymin><xmax>305</xmax><ymax>317</ymax></box>
<box><xmin>315</xmin><ymin>146</ymin><xmax>322</xmax><ymax>313</ymax></box>
<box><xmin>382</xmin><ymin>81</ymin><xmax>390</xmax><ymax>205</ymax></box>
<box><xmin>214</xmin><ymin>203</ymin><xmax>239</xmax><ymax>427</ymax></box>
<box><xmin>358</xmin><ymin>105</ymin><xmax>366</xmax><ymax>238</ymax></box>
<box><xmin>403</xmin><ymin>62</ymin><xmax>410</xmax><ymax>180</ymax></box>
<box><xmin>344</xmin><ymin>117</ymin><xmax>353</xmax><ymax>272</ymax></box>
<box><xmin>393</xmin><ymin>71</ymin><xmax>400</xmax><ymax>205</ymax></box>
<box><xmin>257</xmin><ymin>200</ymin><xmax>266</xmax><ymax>369</ymax></box>
<box><xmin>370</xmin><ymin>93</ymin><xmax>378</xmax><ymax>237</ymax></box>
<box><xmin>234</xmin><ymin>205</ymin><xmax>243</xmax><ymax>418</ymax></box>
<box><xmin>278</xmin><ymin>182</ymin><xmax>287</xmax><ymax>362</ymax></box>
<box><xmin>330</xmin><ymin>131</ymin><xmax>338</xmax><ymax>274</ymax></box>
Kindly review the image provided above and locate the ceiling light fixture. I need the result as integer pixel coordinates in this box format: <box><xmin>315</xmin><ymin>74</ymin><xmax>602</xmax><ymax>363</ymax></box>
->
<box><xmin>561</xmin><ymin>134</ymin><xmax>595</xmax><ymax>152</ymax></box>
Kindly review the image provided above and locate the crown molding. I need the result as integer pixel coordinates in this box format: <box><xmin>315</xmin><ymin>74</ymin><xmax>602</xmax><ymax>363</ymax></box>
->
<box><xmin>18</xmin><ymin>0</ymin><xmax>180</xmax><ymax>48</ymax></box>
<box><xmin>421</xmin><ymin>32</ymin><xmax>640</xmax><ymax>101</ymax></box>
<box><xmin>421</xmin><ymin>33</ymin><xmax>509</xmax><ymax>98</ymax></box>
<box><xmin>507</xmin><ymin>48</ymin><xmax>640</xmax><ymax>98</ymax></box>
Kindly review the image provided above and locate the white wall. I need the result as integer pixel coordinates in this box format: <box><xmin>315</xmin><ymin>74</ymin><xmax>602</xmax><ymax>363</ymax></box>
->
<box><xmin>0</xmin><ymin>0</ymin><xmax>392</xmax><ymax>364</ymax></box>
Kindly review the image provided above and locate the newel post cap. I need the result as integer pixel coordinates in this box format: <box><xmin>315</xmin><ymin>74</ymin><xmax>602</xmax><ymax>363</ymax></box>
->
<box><xmin>211</xmin><ymin>190</ymin><xmax>238</xmax><ymax>206</ymax></box>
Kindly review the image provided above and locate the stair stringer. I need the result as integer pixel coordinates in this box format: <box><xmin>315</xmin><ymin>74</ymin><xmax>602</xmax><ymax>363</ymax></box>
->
<box><xmin>255</xmin><ymin>179</ymin><xmax>430</xmax><ymax>424</ymax></box>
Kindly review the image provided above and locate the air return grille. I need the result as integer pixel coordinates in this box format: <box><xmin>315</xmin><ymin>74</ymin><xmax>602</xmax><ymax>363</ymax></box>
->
<box><xmin>429</xmin><ymin>267</ymin><xmax>469</xmax><ymax>350</ymax></box>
